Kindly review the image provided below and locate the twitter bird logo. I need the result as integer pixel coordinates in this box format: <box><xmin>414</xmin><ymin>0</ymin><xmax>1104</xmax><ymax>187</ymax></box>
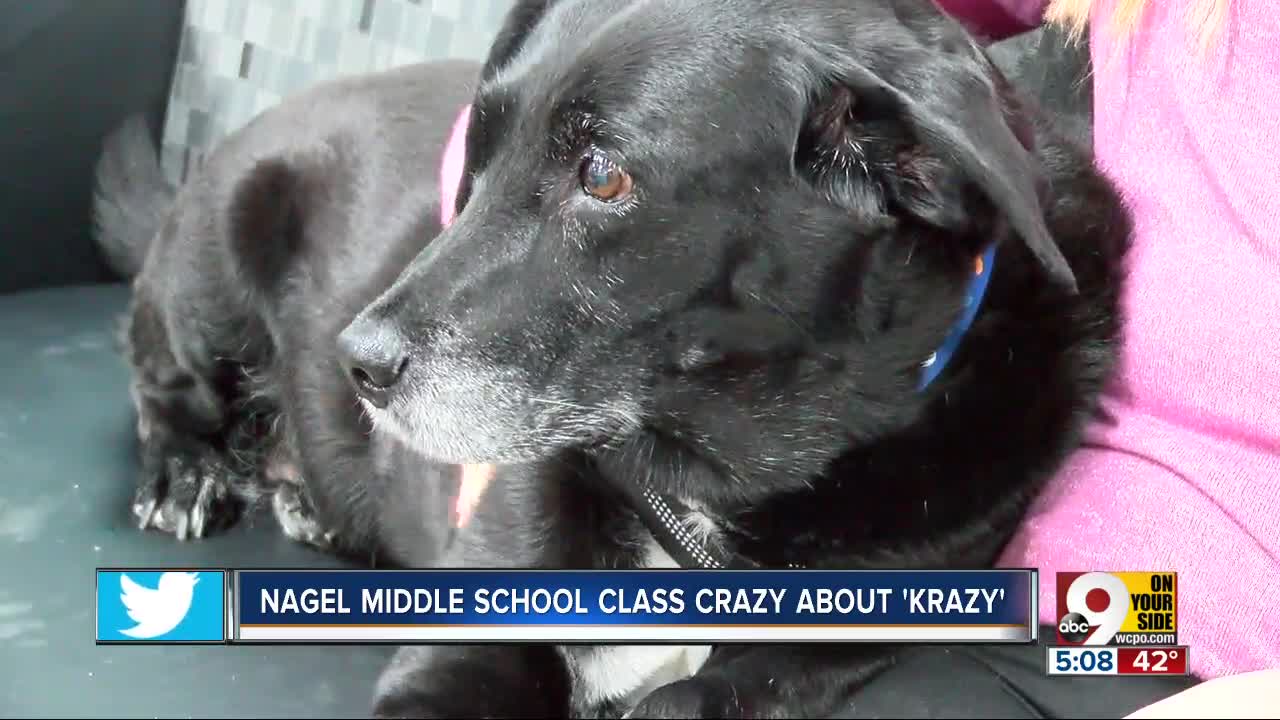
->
<box><xmin>96</xmin><ymin>570</ymin><xmax>226</xmax><ymax>643</ymax></box>
<box><xmin>119</xmin><ymin>572</ymin><xmax>199</xmax><ymax>638</ymax></box>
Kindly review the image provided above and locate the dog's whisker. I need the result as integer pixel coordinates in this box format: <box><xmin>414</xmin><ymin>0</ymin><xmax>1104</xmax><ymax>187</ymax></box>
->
<box><xmin>749</xmin><ymin>290</ymin><xmax>816</xmax><ymax>346</ymax></box>
<box><xmin>529</xmin><ymin>396</ymin><xmax>594</xmax><ymax>413</ymax></box>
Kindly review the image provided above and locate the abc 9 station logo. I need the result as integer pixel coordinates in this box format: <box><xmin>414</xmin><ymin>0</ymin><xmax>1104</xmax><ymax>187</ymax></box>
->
<box><xmin>1056</xmin><ymin>572</ymin><xmax>1129</xmax><ymax>645</ymax></box>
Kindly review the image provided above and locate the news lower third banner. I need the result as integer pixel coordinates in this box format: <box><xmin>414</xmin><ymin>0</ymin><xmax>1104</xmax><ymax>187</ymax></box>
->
<box><xmin>95</xmin><ymin>568</ymin><xmax>1038</xmax><ymax>644</ymax></box>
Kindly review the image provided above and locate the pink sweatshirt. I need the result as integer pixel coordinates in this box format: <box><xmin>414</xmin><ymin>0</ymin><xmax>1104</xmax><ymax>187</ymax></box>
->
<box><xmin>438</xmin><ymin>1</ymin><xmax>1279</xmax><ymax>680</ymax></box>
<box><xmin>935</xmin><ymin>0</ymin><xmax>1279</xmax><ymax>680</ymax></box>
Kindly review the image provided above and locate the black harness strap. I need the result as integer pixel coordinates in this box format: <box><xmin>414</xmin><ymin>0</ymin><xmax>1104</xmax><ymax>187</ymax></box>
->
<box><xmin>612</xmin><ymin>478</ymin><xmax>754</xmax><ymax>570</ymax></box>
<box><xmin>638</xmin><ymin>486</ymin><xmax>809</xmax><ymax>570</ymax></box>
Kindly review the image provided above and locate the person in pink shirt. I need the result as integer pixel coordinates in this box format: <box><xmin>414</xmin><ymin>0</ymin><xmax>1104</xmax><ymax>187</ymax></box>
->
<box><xmin>935</xmin><ymin>0</ymin><xmax>1280</xmax><ymax>685</ymax></box>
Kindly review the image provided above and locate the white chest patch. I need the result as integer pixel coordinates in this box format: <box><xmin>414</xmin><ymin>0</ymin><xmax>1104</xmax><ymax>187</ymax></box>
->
<box><xmin>575</xmin><ymin>642</ymin><xmax>713</xmax><ymax>710</ymax></box>
<box><xmin>571</xmin><ymin>535</ymin><xmax>714</xmax><ymax>709</ymax></box>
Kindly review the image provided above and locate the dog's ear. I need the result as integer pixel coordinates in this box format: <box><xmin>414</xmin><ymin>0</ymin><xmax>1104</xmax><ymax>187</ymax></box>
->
<box><xmin>226</xmin><ymin>158</ymin><xmax>304</xmax><ymax>299</ymax></box>
<box><xmin>796</xmin><ymin>52</ymin><xmax>1077</xmax><ymax>294</ymax></box>
<box><xmin>478</xmin><ymin>0</ymin><xmax>561</xmax><ymax>83</ymax></box>
<box><xmin>454</xmin><ymin>0</ymin><xmax>563</xmax><ymax>216</ymax></box>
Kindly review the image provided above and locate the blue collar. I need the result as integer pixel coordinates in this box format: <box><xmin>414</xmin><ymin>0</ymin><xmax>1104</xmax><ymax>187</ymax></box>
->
<box><xmin>918</xmin><ymin>244</ymin><xmax>997</xmax><ymax>390</ymax></box>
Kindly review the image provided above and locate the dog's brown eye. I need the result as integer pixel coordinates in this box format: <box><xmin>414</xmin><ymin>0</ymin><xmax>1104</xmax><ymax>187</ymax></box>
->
<box><xmin>579</xmin><ymin>154</ymin><xmax>632</xmax><ymax>201</ymax></box>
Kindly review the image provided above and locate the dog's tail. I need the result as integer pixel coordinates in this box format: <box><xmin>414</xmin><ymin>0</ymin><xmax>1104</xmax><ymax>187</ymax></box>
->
<box><xmin>91</xmin><ymin>114</ymin><xmax>177</xmax><ymax>279</ymax></box>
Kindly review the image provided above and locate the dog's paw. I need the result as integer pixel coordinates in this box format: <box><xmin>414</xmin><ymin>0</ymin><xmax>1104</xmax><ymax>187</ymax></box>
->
<box><xmin>133</xmin><ymin>444</ymin><xmax>245</xmax><ymax>540</ymax></box>
<box><xmin>625</xmin><ymin>676</ymin><xmax>746</xmax><ymax>720</ymax></box>
<box><xmin>272</xmin><ymin>481</ymin><xmax>336</xmax><ymax>549</ymax></box>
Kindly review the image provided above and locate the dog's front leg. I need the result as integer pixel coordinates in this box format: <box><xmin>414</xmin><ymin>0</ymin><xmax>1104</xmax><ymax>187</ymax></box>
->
<box><xmin>373</xmin><ymin>644</ymin><xmax>572</xmax><ymax>719</ymax></box>
<box><xmin>626</xmin><ymin>644</ymin><xmax>893</xmax><ymax>719</ymax></box>
<box><xmin>123</xmin><ymin>293</ymin><xmax>261</xmax><ymax>540</ymax></box>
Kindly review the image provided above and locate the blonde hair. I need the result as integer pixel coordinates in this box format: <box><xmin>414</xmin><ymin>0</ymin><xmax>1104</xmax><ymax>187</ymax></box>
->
<box><xmin>1046</xmin><ymin>0</ymin><xmax>1229</xmax><ymax>52</ymax></box>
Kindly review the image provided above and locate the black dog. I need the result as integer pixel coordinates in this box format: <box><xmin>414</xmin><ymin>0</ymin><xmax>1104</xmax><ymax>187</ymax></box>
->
<box><xmin>352</xmin><ymin>0</ymin><xmax>1131</xmax><ymax>717</ymax></box>
<box><xmin>93</xmin><ymin>59</ymin><xmax>483</xmax><ymax>566</ymax></box>
<box><xmin>95</xmin><ymin>0</ymin><xmax>1129</xmax><ymax>716</ymax></box>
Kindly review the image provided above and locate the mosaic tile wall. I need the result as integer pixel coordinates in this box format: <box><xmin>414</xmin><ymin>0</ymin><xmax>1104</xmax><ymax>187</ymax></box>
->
<box><xmin>159</xmin><ymin>0</ymin><xmax>514</xmax><ymax>185</ymax></box>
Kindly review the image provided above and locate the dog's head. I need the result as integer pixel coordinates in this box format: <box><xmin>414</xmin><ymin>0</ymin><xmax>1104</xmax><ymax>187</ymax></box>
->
<box><xmin>339</xmin><ymin>0</ymin><xmax>1075</xmax><ymax>494</ymax></box>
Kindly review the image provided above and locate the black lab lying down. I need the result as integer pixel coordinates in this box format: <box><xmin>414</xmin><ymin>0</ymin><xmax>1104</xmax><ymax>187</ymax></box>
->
<box><xmin>94</xmin><ymin>60</ymin><xmax>486</xmax><ymax>565</ymax></box>
<box><xmin>94</xmin><ymin>0</ymin><xmax>1196</xmax><ymax>717</ymax></box>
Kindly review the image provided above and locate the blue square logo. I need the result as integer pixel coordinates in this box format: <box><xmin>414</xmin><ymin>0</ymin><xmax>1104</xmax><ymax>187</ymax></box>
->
<box><xmin>96</xmin><ymin>570</ymin><xmax>226</xmax><ymax>643</ymax></box>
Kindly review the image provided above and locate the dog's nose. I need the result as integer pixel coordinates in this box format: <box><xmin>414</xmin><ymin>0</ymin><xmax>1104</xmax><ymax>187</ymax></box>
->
<box><xmin>337</xmin><ymin>319</ymin><xmax>409</xmax><ymax>408</ymax></box>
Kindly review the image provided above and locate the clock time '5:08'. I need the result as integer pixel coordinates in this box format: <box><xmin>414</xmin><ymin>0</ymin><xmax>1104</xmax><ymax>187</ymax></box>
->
<box><xmin>1047</xmin><ymin>646</ymin><xmax>1190</xmax><ymax>676</ymax></box>
<box><xmin>1049</xmin><ymin>647</ymin><xmax>1117</xmax><ymax>675</ymax></box>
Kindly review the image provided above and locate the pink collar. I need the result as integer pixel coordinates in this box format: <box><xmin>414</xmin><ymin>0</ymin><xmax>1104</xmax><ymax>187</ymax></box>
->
<box><xmin>439</xmin><ymin>104</ymin><xmax>472</xmax><ymax>229</ymax></box>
